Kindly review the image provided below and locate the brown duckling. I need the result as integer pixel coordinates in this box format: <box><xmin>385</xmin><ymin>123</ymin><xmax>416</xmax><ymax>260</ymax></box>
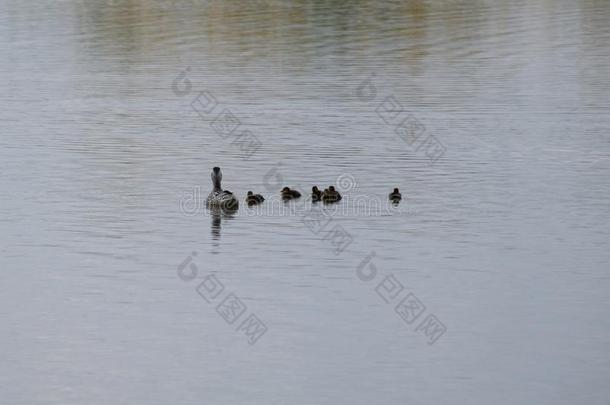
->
<box><xmin>311</xmin><ymin>186</ymin><xmax>322</xmax><ymax>202</ymax></box>
<box><xmin>322</xmin><ymin>186</ymin><xmax>342</xmax><ymax>203</ymax></box>
<box><xmin>246</xmin><ymin>191</ymin><xmax>265</xmax><ymax>206</ymax></box>
<box><xmin>389</xmin><ymin>188</ymin><xmax>402</xmax><ymax>203</ymax></box>
<box><xmin>281</xmin><ymin>187</ymin><xmax>302</xmax><ymax>200</ymax></box>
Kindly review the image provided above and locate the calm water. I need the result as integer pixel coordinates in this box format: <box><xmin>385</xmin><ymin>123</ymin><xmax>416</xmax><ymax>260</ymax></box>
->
<box><xmin>1</xmin><ymin>0</ymin><xmax>609</xmax><ymax>403</ymax></box>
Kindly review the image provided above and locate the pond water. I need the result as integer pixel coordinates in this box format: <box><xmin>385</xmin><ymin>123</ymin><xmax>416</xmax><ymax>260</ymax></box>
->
<box><xmin>1</xmin><ymin>0</ymin><xmax>609</xmax><ymax>404</ymax></box>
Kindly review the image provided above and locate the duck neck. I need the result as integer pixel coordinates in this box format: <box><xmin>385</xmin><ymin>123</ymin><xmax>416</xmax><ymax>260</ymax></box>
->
<box><xmin>212</xmin><ymin>177</ymin><xmax>222</xmax><ymax>191</ymax></box>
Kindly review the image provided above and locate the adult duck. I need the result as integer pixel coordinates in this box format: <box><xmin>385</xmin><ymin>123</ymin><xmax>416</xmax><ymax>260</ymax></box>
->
<box><xmin>206</xmin><ymin>167</ymin><xmax>238</xmax><ymax>209</ymax></box>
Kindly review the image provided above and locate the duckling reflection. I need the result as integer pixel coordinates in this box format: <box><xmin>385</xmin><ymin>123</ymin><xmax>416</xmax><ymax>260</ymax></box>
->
<box><xmin>208</xmin><ymin>205</ymin><xmax>237</xmax><ymax>241</ymax></box>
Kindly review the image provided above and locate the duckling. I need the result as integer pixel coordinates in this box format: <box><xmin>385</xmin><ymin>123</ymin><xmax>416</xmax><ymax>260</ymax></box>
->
<box><xmin>281</xmin><ymin>187</ymin><xmax>302</xmax><ymax>200</ymax></box>
<box><xmin>311</xmin><ymin>186</ymin><xmax>322</xmax><ymax>202</ymax></box>
<box><xmin>322</xmin><ymin>185</ymin><xmax>342</xmax><ymax>203</ymax></box>
<box><xmin>281</xmin><ymin>187</ymin><xmax>292</xmax><ymax>200</ymax></box>
<box><xmin>389</xmin><ymin>188</ymin><xmax>402</xmax><ymax>203</ymax></box>
<box><xmin>246</xmin><ymin>191</ymin><xmax>265</xmax><ymax>206</ymax></box>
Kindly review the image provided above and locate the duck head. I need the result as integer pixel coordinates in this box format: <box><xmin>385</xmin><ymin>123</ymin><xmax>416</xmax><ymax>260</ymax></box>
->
<box><xmin>393</xmin><ymin>188</ymin><xmax>400</xmax><ymax>194</ymax></box>
<box><xmin>247</xmin><ymin>191</ymin><xmax>253</xmax><ymax>196</ymax></box>
<box><xmin>281</xmin><ymin>187</ymin><xmax>290</xmax><ymax>192</ymax></box>
<box><xmin>211</xmin><ymin>167</ymin><xmax>222</xmax><ymax>190</ymax></box>
<box><xmin>328</xmin><ymin>186</ymin><xmax>336</xmax><ymax>192</ymax></box>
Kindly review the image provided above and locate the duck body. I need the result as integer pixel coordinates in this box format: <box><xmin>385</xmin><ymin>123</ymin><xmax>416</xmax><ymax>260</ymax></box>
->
<box><xmin>246</xmin><ymin>191</ymin><xmax>265</xmax><ymax>206</ymax></box>
<box><xmin>389</xmin><ymin>188</ymin><xmax>402</xmax><ymax>203</ymax></box>
<box><xmin>311</xmin><ymin>186</ymin><xmax>322</xmax><ymax>202</ymax></box>
<box><xmin>206</xmin><ymin>167</ymin><xmax>239</xmax><ymax>209</ymax></box>
<box><xmin>281</xmin><ymin>187</ymin><xmax>301</xmax><ymax>200</ymax></box>
<box><xmin>322</xmin><ymin>186</ymin><xmax>342</xmax><ymax>203</ymax></box>
<box><xmin>207</xmin><ymin>190</ymin><xmax>238</xmax><ymax>208</ymax></box>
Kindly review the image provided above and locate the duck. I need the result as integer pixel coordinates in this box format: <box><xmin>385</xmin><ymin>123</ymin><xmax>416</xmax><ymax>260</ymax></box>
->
<box><xmin>322</xmin><ymin>186</ymin><xmax>342</xmax><ymax>203</ymax></box>
<box><xmin>246</xmin><ymin>191</ymin><xmax>265</xmax><ymax>206</ymax></box>
<box><xmin>281</xmin><ymin>187</ymin><xmax>302</xmax><ymax>200</ymax></box>
<box><xmin>206</xmin><ymin>167</ymin><xmax>238</xmax><ymax>209</ymax></box>
<box><xmin>389</xmin><ymin>188</ymin><xmax>402</xmax><ymax>203</ymax></box>
<box><xmin>311</xmin><ymin>186</ymin><xmax>322</xmax><ymax>202</ymax></box>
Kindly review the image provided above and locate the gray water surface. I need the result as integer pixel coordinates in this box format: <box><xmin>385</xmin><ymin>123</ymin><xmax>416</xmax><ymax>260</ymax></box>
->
<box><xmin>1</xmin><ymin>0</ymin><xmax>610</xmax><ymax>404</ymax></box>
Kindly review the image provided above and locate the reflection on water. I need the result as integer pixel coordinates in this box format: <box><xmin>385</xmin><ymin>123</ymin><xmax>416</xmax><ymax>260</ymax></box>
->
<box><xmin>208</xmin><ymin>206</ymin><xmax>237</xmax><ymax>244</ymax></box>
<box><xmin>1</xmin><ymin>0</ymin><xmax>610</xmax><ymax>404</ymax></box>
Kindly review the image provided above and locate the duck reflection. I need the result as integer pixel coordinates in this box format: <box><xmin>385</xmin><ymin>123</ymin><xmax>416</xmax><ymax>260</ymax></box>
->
<box><xmin>208</xmin><ymin>206</ymin><xmax>237</xmax><ymax>241</ymax></box>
